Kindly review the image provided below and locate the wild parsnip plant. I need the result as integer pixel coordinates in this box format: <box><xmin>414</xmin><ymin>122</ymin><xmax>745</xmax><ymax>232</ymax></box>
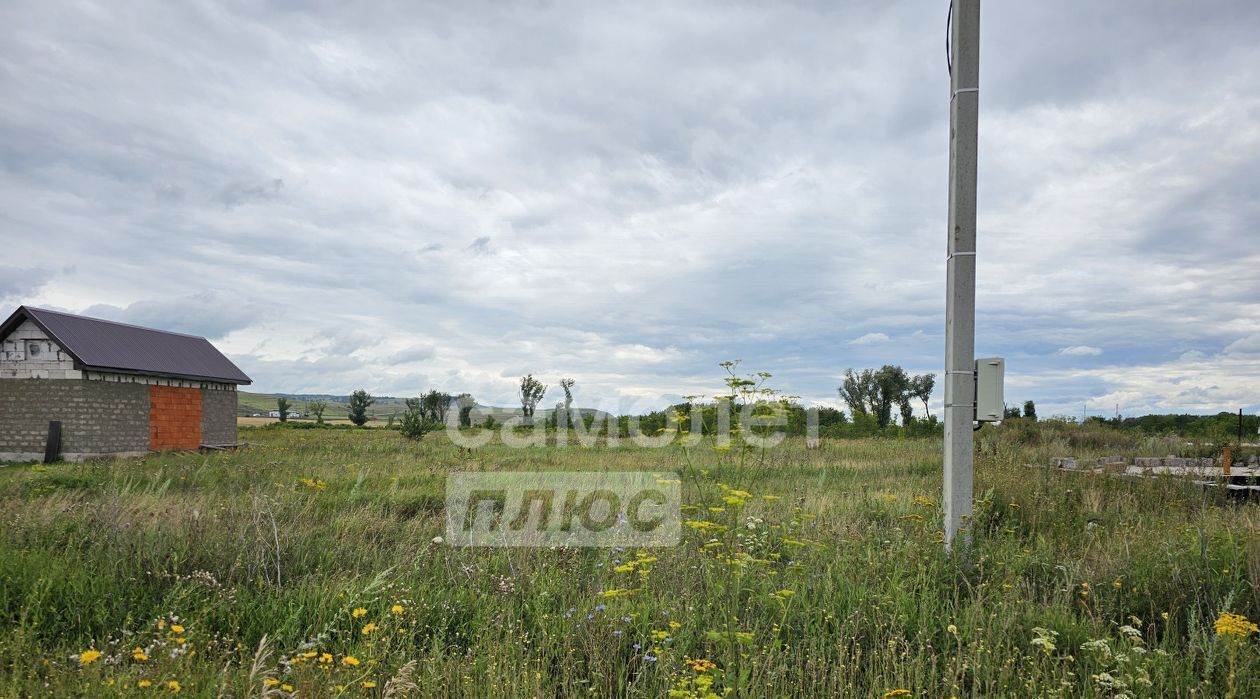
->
<box><xmin>0</xmin><ymin>424</ymin><xmax>1257</xmax><ymax>697</ymax></box>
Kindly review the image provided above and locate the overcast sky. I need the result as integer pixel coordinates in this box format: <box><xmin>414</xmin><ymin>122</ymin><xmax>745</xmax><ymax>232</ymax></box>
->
<box><xmin>2</xmin><ymin>1</ymin><xmax>1258</xmax><ymax>418</ymax></box>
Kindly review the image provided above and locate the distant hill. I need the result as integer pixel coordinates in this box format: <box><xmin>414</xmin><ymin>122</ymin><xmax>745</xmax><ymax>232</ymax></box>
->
<box><xmin>237</xmin><ymin>392</ymin><xmax>409</xmax><ymax>419</ymax></box>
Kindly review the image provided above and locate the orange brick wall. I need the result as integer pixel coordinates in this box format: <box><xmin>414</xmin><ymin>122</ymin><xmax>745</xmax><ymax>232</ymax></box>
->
<box><xmin>149</xmin><ymin>385</ymin><xmax>203</xmax><ymax>451</ymax></box>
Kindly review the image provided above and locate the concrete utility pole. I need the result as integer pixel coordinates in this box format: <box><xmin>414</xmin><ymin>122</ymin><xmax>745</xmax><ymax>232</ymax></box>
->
<box><xmin>943</xmin><ymin>0</ymin><xmax>980</xmax><ymax>549</ymax></box>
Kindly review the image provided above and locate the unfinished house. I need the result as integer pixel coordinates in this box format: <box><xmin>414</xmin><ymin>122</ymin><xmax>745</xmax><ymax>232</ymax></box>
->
<box><xmin>0</xmin><ymin>306</ymin><xmax>251</xmax><ymax>461</ymax></box>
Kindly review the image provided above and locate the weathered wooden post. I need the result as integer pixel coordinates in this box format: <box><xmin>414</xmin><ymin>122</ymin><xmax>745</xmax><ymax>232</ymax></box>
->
<box><xmin>43</xmin><ymin>420</ymin><xmax>62</xmax><ymax>464</ymax></box>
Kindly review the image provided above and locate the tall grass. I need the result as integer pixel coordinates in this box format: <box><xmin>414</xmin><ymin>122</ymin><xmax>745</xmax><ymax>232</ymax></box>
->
<box><xmin>0</xmin><ymin>425</ymin><xmax>1256</xmax><ymax>697</ymax></box>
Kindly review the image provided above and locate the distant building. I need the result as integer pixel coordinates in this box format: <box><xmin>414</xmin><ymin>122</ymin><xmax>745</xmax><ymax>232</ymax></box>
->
<box><xmin>0</xmin><ymin>306</ymin><xmax>251</xmax><ymax>461</ymax></box>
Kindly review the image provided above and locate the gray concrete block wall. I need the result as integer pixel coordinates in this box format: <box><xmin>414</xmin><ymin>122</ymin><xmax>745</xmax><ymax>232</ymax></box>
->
<box><xmin>0</xmin><ymin>379</ymin><xmax>149</xmax><ymax>461</ymax></box>
<box><xmin>0</xmin><ymin>320</ymin><xmax>81</xmax><ymax>380</ymax></box>
<box><xmin>200</xmin><ymin>387</ymin><xmax>238</xmax><ymax>446</ymax></box>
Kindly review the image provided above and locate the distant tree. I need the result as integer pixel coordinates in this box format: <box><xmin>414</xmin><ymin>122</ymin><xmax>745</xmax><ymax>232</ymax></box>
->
<box><xmin>308</xmin><ymin>400</ymin><xmax>328</xmax><ymax>425</ymax></box>
<box><xmin>519</xmin><ymin>375</ymin><xmax>547</xmax><ymax>427</ymax></box>
<box><xmin>400</xmin><ymin>397</ymin><xmax>436</xmax><ymax>440</ymax></box>
<box><xmin>560</xmin><ymin>378</ymin><xmax>576</xmax><ymax>428</ymax></box>
<box><xmin>420</xmin><ymin>390</ymin><xmax>452</xmax><ymax>424</ymax></box>
<box><xmin>840</xmin><ymin>366</ymin><xmax>922</xmax><ymax>428</ymax></box>
<box><xmin>348</xmin><ymin>390</ymin><xmax>374</xmax><ymax>427</ymax></box>
<box><xmin>872</xmin><ymin>365</ymin><xmax>910</xmax><ymax>428</ymax></box>
<box><xmin>1023</xmin><ymin>400</ymin><xmax>1037</xmax><ymax>421</ymax></box>
<box><xmin>276</xmin><ymin>396</ymin><xmax>290</xmax><ymax>423</ymax></box>
<box><xmin>456</xmin><ymin>393</ymin><xmax>475</xmax><ymax>428</ymax></box>
<box><xmin>898</xmin><ymin>397</ymin><xmax>915</xmax><ymax>427</ymax></box>
<box><xmin>1004</xmin><ymin>404</ymin><xmax>1022</xmax><ymax>419</ymax></box>
<box><xmin>838</xmin><ymin>369</ymin><xmax>876</xmax><ymax>418</ymax></box>
<box><xmin>910</xmin><ymin>373</ymin><xmax>935</xmax><ymax>419</ymax></box>
<box><xmin>816</xmin><ymin>406</ymin><xmax>848</xmax><ymax>430</ymax></box>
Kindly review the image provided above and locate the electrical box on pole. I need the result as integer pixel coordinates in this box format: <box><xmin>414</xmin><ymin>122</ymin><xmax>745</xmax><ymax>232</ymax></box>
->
<box><xmin>975</xmin><ymin>357</ymin><xmax>1004</xmax><ymax>422</ymax></box>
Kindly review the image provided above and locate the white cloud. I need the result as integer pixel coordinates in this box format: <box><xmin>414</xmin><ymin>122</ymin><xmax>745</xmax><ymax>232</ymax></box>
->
<box><xmin>1011</xmin><ymin>349</ymin><xmax>1260</xmax><ymax>418</ymax></box>
<box><xmin>851</xmin><ymin>333</ymin><xmax>891</xmax><ymax>346</ymax></box>
<box><xmin>1224</xmin><ymin>334</ymin><xmax>1260</xmax><ymax>357</ymax></box>
<box><xmin>1057</xmin><ymin>346</ymin><xmax>1103</xmax><ymax>357</ymax></box>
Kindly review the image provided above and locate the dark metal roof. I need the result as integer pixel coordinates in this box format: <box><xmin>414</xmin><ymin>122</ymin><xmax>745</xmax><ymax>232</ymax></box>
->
<box><xmin>0</xmin><ymin>306</ymin><xmax>252</xmax><ymax>384</ymax></box>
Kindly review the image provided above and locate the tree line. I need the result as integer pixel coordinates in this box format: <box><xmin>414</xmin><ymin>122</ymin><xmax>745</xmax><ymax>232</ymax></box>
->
<box><xmin>273</xmin><ymin>364</ymin><xmax>950</xmax><ymax>439</ymax></box>
<box><xmin>837</xmin><ymin>366</ymin><xmax>935</xmax><ymax>428</ymax></box>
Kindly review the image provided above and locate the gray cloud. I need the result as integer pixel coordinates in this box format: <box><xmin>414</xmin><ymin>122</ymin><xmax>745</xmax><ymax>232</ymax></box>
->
<box><xmin>1</xmin><ymin>1</ymin><xmax>1258</xmax><ymax>414</ymax></box>
<box><xmin>389</xmin><ymin>344</ymin><xmax>437</xmax><ymax>364</ymax></box>
<box><xmin>153</xmin><ymin>183</ymin><xmax>185</xmax><ymax>203</ymax></box>
<box><xmin>81</xmin><ymin>292</ymin><xmax>261</xmax><ymax>340</ymax></box>
<box><xmin>0</xmin><ymin>266</ymin><xmax>54</xmax><ymax>302</ymax></box>
<box><xmin>216</xmin><ymin>178</ymin><xmax>284</xmax><ymax>208</ymax></box>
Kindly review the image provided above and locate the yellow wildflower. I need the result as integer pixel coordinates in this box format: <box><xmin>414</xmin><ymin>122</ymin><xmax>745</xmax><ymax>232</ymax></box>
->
<box><xmin>390</xmin><ymin>604</ymin><xmax>405</xmax><ymax>615</ymax></box>
<box><xmin>883</xmin><ymin>691</ymin><xmax>911</xmax><ymax>698</ymax></box>
<box><xmin>170</xmin><ymin>624</ymin><xmax>185</xmax><ymax>634</ymax></box>
<box><xmin>138</xmin><ymin>680</ymin><xmax>153</xmax><ymax>688</ymax></box>
<box><xmin>687</xmin><ymin>658</ymin><xmax>717</xmax><ymax>673</ymax></box>
<box><xmin>361</xmin><ymin>681</ymin><xmax>377</xmax><ymax>688</ymax></box>
<box><xmin>342</xmin><ymin>655</ymin><xmax>361</xmax><ymax>666</ymax></box>
<box><xmin>352</xmin><ymin>608</ymin><xmax>368</xmax><ymax>618</ymax></box>
<box><xmin>78</xmin><ymin>650</ymin><xmax>102</xmax><ymax>665</ymax></box>
<box><xmin>167</xmin><ymin>680</ymin><xmax>181</xmax><ymax>693</ymax></box>
<box><xmin>361</xmin><ymin>622</ymin><xmax>378</xmax><ymax>635</ymax></box>
<box><xmin>262</xmin><ymin>679</ymin><xmax>280</xmax><ymax>686</ymax></box>
<box><xmin>1215</xmin><ymin>612</ymin><xmax>1259</xmax><ymax>639</ymax></box>
<box><xmin>598</xmin><ymin>588</ymin><xmax>633</xmax><ymax>599</ymax></box>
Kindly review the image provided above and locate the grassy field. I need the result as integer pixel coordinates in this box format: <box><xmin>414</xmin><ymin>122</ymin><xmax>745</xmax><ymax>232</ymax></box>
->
<box><xmin>0</xmin><ymin>425</ymin><xmax>1258</xmax><ymax>697</ymax></box>
<box><xmin>235</xmin><ymin>393</ymin><xmax>411</xmax><ymax>421</ymax></box>
<box><xmin>236</xmin><ymin>417</ymin><xmax>359</xmax><ymax>427</ymax></box>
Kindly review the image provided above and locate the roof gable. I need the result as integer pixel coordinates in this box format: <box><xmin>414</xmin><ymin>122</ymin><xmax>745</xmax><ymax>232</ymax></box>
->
<box><xmin>0</xmin><ymin>306</ymin><xmax>252</xmax><ymax>384</ymax></box>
